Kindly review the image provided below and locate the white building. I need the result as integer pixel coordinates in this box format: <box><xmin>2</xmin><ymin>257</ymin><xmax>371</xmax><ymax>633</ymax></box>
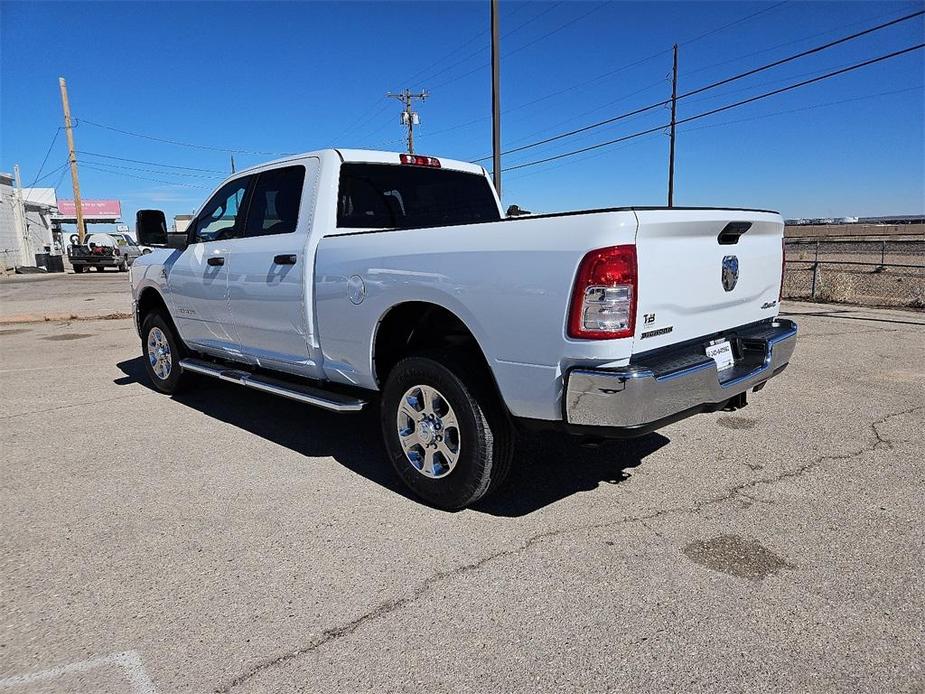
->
<box><xmin>0</xmin><ymin>174</ymin><xmax>57</xmax><ymax>272</ymax></box>
<box><xmin>174</xmin><ymin>214</ymin><xmax>194</xmax><ymax>233</ymax></box>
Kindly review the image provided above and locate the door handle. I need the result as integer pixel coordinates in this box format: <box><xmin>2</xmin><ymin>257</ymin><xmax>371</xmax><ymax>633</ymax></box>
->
<box><xmin>274</xmin><ymin>254</ymin><xmax>297</xmax><ymax>265</ymax></box>
<box><xmin>207</xmin><ymin>256</ymin><xmax>225</xmax><ymax>266</ymax></box>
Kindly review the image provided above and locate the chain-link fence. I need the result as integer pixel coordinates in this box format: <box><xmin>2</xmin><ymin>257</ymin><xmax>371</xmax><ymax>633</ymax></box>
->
<box><xmin>783</xmin><ymin>236</ymin><xmax>925</xmax><ymax>309</ymax></box>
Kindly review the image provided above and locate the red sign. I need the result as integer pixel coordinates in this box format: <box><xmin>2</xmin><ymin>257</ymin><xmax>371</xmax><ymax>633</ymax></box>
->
<box><xmin>57</xmin><ymin>199</ymin><xmax>122</xmax><ymax>219</ymax></box>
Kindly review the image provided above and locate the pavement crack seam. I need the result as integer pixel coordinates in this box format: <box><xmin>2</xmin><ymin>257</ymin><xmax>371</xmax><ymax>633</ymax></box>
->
<box><xmin>214</xmin><ymin>537</ymin><xmax>565</xmax><ymax>692</ymax></box>
<box><xmin>0</xmin><ymin>393</ymin><xmax>147</xmax><ymax>420</ymax></box>
<box><xmin>217</xmin><ymin>404</ymin><xmax>923</xmax><ymax>692</ymax></box>
<box><xmin>684</xmin><ymin>405</ymin><xmax>924</xmax><ymax>514</ymax></box>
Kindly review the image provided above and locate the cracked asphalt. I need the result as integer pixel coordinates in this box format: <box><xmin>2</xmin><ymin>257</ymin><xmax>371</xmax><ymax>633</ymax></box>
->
<box><xmin>1</xmin><ymin>302</ymin><xmax>923</xmax><ymax>693</ymax></box>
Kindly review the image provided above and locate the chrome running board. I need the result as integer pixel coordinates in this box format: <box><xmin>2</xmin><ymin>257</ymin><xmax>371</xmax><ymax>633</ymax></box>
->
<box><xmin>179</xmin><ymin>358</ymin><xmax>366</xmax><ymax>413</ymax></box>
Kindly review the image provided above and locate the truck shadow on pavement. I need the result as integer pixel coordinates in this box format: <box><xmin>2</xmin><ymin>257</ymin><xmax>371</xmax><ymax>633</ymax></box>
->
<box><xmin>116</xmin><ymin>357</ymin><xmax>668</xmax><ymax>517</ymax></box>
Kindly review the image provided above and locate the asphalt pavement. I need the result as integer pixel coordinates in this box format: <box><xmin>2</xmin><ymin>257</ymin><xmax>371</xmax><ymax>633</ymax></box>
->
<box><xmin>0</xmin><ymin>302</ymin><xmax>923</xmax><ymax>693</ymax></box>
<box><xmin>0</xmin><ymin>273</ymin><xmax>132</xmax><ymax>324</ymax></box>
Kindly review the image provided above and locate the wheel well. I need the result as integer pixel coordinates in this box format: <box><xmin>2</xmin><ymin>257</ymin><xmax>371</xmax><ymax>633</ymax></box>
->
<box><xmin>374</xmin><ymin>303</ymin><xmax>494</xmax><ymax>388</ymax></box>
<box><xmin>136</xmin><ymin>288</ymin><xmax>182</xmax><ymax>343</ymax></box>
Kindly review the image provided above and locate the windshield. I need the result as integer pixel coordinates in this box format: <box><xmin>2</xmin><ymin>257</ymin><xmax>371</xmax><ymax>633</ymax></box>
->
<box><xmin>337</xmin><ymin>163</ymin><xmax>500</xmax><ymax>230</ymax></box>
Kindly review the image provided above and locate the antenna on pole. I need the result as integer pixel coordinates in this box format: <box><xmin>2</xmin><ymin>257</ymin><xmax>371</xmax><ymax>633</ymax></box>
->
<box><xmin>387</xmin><ymin>89</ymin><xmax>429</xmax><ymax>153</ymax></box>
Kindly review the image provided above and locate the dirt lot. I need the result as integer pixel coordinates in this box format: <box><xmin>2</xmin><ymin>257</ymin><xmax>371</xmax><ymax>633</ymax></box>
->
<box><xmin>0</xmin><ymin>301</ymin><xmax>923</xmax><ymax>693</ymax></box>
<box><xmin>783</xmin><ymin>237</ymin><xmax>924</xmax><ymax>309</ymax></box>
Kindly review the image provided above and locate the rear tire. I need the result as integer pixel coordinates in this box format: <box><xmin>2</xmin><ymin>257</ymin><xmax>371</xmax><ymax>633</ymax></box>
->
<box><xmin>141</xmin><ymin>312</ymin><xmax>186</xmax><ymax>394</ymax></box>
<box><xmin>72</xmin><ymin>265</ymin><xmax>84</xmax><ymax>274</ymax></box>
<box><xmin>381</xmin><ymin>353</ymin><xmax>514</xmax><ymax>510</ymax></box>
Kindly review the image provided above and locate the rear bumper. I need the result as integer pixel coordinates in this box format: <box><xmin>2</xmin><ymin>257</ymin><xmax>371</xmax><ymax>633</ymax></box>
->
<box><xmin>564</xmin><ymin>318</ymin><xmax>797</xmax><ymax>433</ymax></box>
<box><xmin>70</xmin><ymin>256</ymin><xmax>120</xmax><ymax>266</ymax></box>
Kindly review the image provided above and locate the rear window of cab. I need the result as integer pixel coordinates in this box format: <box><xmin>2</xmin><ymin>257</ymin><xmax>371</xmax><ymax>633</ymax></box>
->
<box><xmin>337</xmin><ymin>163</ymin><xmax>500</xmax><ymax>230</ymax></box>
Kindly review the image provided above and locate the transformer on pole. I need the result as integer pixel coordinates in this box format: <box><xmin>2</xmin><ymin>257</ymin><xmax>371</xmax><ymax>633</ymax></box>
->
<box><xmin>387</xmin><ymin>89</ymin><xmax>429</xmax><ymax>154</ymax></box>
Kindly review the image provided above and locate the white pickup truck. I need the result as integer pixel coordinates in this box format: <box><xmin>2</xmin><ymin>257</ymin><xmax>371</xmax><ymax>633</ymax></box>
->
<box><xmin>132</xmin><ymin>149</ymin><xmax>797</xmax><ymax>509</ymax></box>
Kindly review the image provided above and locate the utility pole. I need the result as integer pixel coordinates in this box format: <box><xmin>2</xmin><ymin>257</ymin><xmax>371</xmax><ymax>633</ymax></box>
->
<box><xmin>490</xmin><ymin>0</ymin><xmax>502</xmax><ymax>198</ymax></box>
<box><xmin>59</xmin><ymin>77</ymin><xmax>86</xmax><ymax>244</ymax></box>
<box><xmin>12</xmin><ymin>164</ymin><xmax>32</xmax><ymax>266</ymax></box>
<box><xmin>230</xmin><ymin>154</ymin><xmax>236</xmax><ymax>173</ymax></box>
<box><xmin>387</xmin><ymin>89</ymin><xmax>428</xmax><ymax>154</ymax></box>
<box><xmin>667</xmin><ymin>44</ymin><xmax>678</xmax><ymax>207</ymax></box>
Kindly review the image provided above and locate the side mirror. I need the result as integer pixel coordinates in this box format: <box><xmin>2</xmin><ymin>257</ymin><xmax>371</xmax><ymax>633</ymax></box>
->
<box><xmin>136</xmin><ymin>210</ymin><xmax>168</xmax><ymax>246</ymax></box>
<box><xmin>506</xmin><ymin>204</ymin><xmax>532</xmax><ymax>217</ymax></box>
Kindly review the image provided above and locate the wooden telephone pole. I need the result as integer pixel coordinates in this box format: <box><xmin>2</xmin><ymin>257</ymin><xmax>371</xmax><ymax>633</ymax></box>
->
<box><xmin>59</xmin><ymin>77</ymin><xmax>86</xmax><ymax>243</ymax></box>
<box><xmin>387</xmin><ymin>89</ymin><xmax>428</xmax><ymax>154</ymax></box>
<box><xmin>667</xmin><ymin>44</ymin><xmax>678</xmax><ymax>207</ymax></box>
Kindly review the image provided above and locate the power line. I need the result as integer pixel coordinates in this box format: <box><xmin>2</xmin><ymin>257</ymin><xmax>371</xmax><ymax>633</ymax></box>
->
<box><xmin>675</xmin><ymin>43</ymin><xmax>924</xmax><ymax>127</ymax></box>
<box><xmin>397</xmin><ymin>1</ymin><xmax>535</xmax><ymax>91</ymax></box>
<box><xmin>678</xmin><ymin>9</ymin><xmax>924</xmax><ymax>100</ymax></box>
<box><xmin>680</xmin><ymin>54</ymin><xmax>888</xmax><ymax>108</ymax></box>
<box><xmin>476</xmin><ymin>98</ymin><xmax>667</xmax><ymax>162</ymax></box>
<box><xmin>475</xmin><ymin>9</ymin><xmax>924</xmax><ymax>162</ymax></box>
<box><xmin>429</xmin><ymin>0</ymin><xmax>792</xmax><ymax>136</ymax></box>
<box><xmin>504</xmin><ymin>84</ymin><xmax>923</xmax><ymax>184</ymax></box>
<box><xmin>679</xmin><ymin>84</ymin><xmax>924</xmax><ymax>134</ymax></box>
<box><xmin>680</xmin><ymin>1</ymin><xmax>790</xmax><ymax>46</ymax></box>
<box><xmin>431</xmin><ymin>1</ymin><xmax>792</xmax><ymax>139</ymax></box>
<box><xmin>52</xmin><ymin>165</ymin><xmax>69</xmax><ymax>192</ymax></box>
<box><xmin>346</xmin><ymin>2</ymin><xmax>543</xmax><ymax>143</ymax></box>
<box><xmin>429</xmin><ymin>2</ymin><xmax>608</xmax><ymax>91</ymax></box>
<box><xmin>77</xmin><ymin>150</ymin><xmax>226</xmax><ymax>173</ymax></box>
<box><xmin>76</xmin><ymin>160</ymin><xmax>224</xmax><ymax>179</ymax></box>
<box><xmin>501</xmin><ymin>123</ymin><xmax>667</xmax><ymax>172</ymax></box>
<box><xmin>485</xmin><ymin>77</ymin><xmax>667</xmax><ymax>153</ymax></box>
<box><xmin>423</xmin><ymin>54</ymin><xmax>671</xmax><ymax>141</ymax></box>
<box><xmin>500</xmin><ymin>43</ymin><xmax>924</xmax><ymax>172</ymax></box>
<box><xmin>500</xmin><ymin>1</ymin><xmax>610</xmax><ymax>61</ymax></box>
<box><xmin>335</xmin><ymin>97</ymin><xmax>390</xmax><ymax>141</ymax></box>
<box><xmin>26</xmin><ymin>129</ymin><xmax>62</xmax><ymax>188</ymax></box>
<box><xmin>407</xmin><ymin>2</ymin><xmax>565</xmax><ymax>89</ymax></box>
<box><xmin>28</xmin><ymin>161</ymin><xmax>70</xmax><ymax>185</ymax></box>
<box><xmin>683</xmin><ymin>4</ymin><xmax>921</xmax><ymax>79</ymax></box>
<box><xmin>76</xmin><ymin>118</ymin><xmax>294</xmax><ymax>156</ymax></box>
<box><xmin>81</xmin><ymin>163</ymin><xmax>210</xmax><ymax>188</ymax></box>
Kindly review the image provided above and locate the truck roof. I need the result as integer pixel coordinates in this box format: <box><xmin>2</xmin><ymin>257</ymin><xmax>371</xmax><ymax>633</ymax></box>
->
<box><xmin>236</xmin><ymin>149</ymin><xmax>486</xmax><ymax>177</ymax></box>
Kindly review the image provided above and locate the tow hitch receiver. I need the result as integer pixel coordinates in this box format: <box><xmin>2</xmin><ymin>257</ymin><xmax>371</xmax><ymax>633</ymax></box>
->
<box><xmin>723</xmin><ymin>392</ymin><xmax>748</xmax><ymax>411</ymax></box>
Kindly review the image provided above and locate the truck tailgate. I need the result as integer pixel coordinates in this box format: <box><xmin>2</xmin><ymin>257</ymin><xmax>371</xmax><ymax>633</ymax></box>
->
<box><xmin>633</xmin><ymin>209</ymin><xmax>783</xmax><ymax>351</ymax></box>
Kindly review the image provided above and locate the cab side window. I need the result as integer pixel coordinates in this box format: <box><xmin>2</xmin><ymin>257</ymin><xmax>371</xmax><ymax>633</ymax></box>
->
<box><xmin>192</xmin><ymin>176</ymin><xmax>252</xmax><ymax>243</ymax></box>
<box><xmin>243</xmin><ymin>166</ymin><xmax>305</xmax><ymax>237</ymax></box>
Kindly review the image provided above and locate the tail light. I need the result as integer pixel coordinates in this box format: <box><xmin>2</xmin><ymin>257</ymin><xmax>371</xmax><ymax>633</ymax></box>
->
<box><xmin>399</xmin><ymin>154</ymin><xmax>441</xmax><ymax>168</ymax></box>
<box><xmin>779</xmin><ymin>237</ymin><xmax>785</xmax><ymax>302</ymax></box>
<box><xmin>568</xmin><ymin>245</ymin><xmax>637</xmax><ymax>339</ymax></box>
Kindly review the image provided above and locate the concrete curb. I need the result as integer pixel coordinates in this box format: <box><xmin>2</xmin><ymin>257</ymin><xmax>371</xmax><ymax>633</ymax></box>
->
<box><xmin>0</xmin><ymin>312</ymin><xmax>132</xmax><ymax>325</ymax></box>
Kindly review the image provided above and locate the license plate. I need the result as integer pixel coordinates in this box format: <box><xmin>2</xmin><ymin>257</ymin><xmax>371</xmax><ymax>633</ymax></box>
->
<box><xmin>705</xmin><ymin>339</ymin><xmax>734</xmax><ymax>371</ymax></box>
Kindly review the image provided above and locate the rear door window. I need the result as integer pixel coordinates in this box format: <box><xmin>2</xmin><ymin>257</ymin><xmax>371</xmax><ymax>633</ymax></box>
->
<box><xmin>337</xmin><ymin>163</ymin><xmax>500</xmax><ymax>230</ymax></box>
<box><xmin>243</xmin><ymin>166</ymin><xmax>306</xmax><ymax>237</ymax></box>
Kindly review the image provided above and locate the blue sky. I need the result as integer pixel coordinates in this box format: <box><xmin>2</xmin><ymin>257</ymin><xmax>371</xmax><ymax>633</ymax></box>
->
<box><xmin>2</xmin><ymin>0</ymin><xmax>923</xmax><ymax>228</ymax></box>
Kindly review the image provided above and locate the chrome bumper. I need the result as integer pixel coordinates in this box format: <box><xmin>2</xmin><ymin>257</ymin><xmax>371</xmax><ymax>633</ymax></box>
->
<box><xmin>565</xmin><ymin>319</ymin><xmax>797</xmax><ymax>430</ymax></box>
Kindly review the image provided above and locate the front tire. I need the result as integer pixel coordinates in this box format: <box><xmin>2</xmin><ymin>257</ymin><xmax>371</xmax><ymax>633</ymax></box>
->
<box><xmin>141</xmin><ymin>312</ymin><xmax>186</xmax><ymax>394</ymax></box>
<box><xmin>381</xmin><ymin>354</ymin><xmax>514</xmax><ymax>510</ymax></box>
